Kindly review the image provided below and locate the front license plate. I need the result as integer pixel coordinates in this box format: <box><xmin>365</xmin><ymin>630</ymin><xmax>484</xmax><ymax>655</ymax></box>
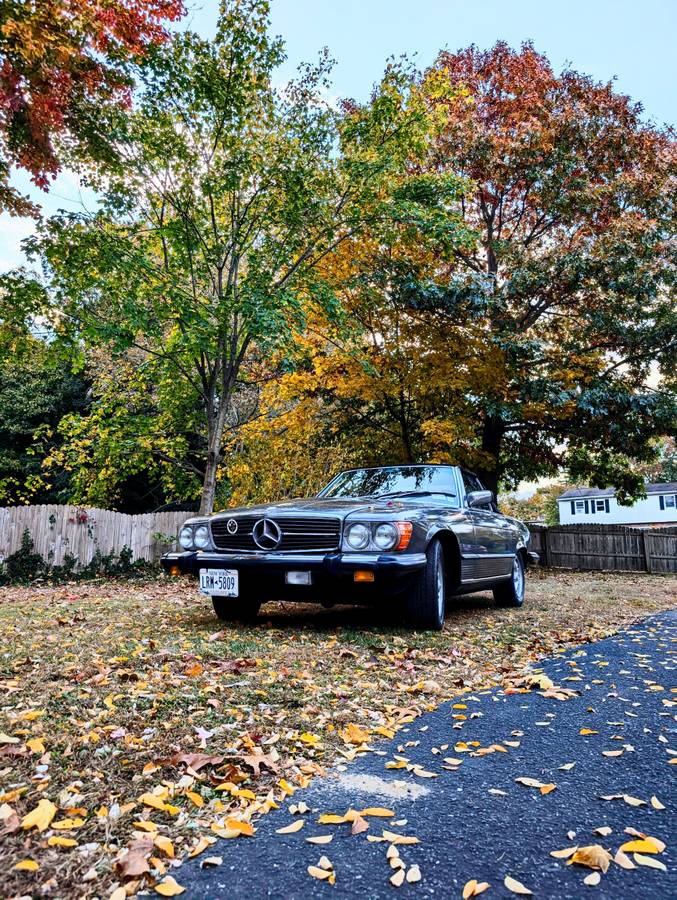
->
<box><xmin>199</xmin><ymin>568</ymin><xmax>238</xmax><ymax>597</ymax></box>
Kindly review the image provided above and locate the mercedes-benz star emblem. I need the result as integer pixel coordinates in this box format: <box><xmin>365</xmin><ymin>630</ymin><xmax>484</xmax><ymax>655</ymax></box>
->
<box><xmin>226</xmin><ymin>518</ymin><xmax>238</xmax><ymax>534</ymax></box>
<box><xmin>252</xmin><ymin>518</ymin><xmax>282</xmax><ymax>551</ymax></box>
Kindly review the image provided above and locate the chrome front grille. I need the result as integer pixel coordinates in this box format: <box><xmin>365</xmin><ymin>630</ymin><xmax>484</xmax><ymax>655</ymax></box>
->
<box><xmin>210</xmin><ymin>515</ymin><xmax>341</xmax><ymax>552</ymax></box>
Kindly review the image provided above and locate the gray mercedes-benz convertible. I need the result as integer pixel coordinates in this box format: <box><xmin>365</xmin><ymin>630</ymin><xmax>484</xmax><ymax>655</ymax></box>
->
<box><xmin>162</xmin><ymin>465</ymin><xmax>538</xmax><ymax>630</ymax></box>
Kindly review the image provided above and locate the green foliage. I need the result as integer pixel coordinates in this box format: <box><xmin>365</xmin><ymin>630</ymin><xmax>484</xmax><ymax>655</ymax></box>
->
<box><xmin>0</xmin><ymin>339</ymin><xmax>90</xmax><ymax>504</ymax></box>
<box><xmin>0</xmin><ymin>529</ymin><xmax>151</xmax><ymax>585</ymax></box>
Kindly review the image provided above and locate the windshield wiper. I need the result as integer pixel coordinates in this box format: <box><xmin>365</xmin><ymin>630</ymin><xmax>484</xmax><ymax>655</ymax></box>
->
<box><xmin>376</xmin><ymin>490</ymin><xmax>456</xmax><ymax>499</ymax></box>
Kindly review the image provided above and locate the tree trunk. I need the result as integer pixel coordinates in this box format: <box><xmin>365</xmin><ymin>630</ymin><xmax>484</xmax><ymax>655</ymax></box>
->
<box><xmin>200</xmin><ymin>447</ymin><xmax>219</xmax><ymax>515</ymax></box>
<box><xmin>475</xmin><ymin>414</ymin><xmax>503</xmax><ymax>496</ymax></box>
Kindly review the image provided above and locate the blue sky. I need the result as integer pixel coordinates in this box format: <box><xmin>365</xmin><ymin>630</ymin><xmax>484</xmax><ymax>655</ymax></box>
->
<box><xmin>2</xmin><ymin>0</ymin><xmax>675</xmax><ymax>270</ymax></box>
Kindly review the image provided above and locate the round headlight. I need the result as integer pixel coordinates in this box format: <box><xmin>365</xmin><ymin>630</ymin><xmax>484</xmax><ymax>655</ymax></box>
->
<box><xmin>179</xmin><ymin>525</ymin><xmax>194</xmax><ymax>550</ymax></box>
<box><xmin>346</xmin><ymin>523</ymin><xmax>370</xmax><ymax>550</ymax></box>
<box><xmin>194</xmin><ymin>524</ymin><xmax>210</xmax><ymax>549</ymax></box>
<box><xmin>374</xmin><ymin>522</ymin><xmax>398</xmax><ymax>550</ymax></box>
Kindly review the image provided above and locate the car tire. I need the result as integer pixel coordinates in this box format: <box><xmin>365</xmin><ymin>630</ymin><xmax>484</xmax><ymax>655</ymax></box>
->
<box><xmin>406</xmin><ymin>538</ymin><xmax>445</xmax><ymax>630</ymax></box>
<box><xmin>212</xmin><ymin>597</ymin><xmax>262</xmax><ymax>622</ymax></box>
<box><xmin>493</xmin><ymin>555</ymin><xmax>525</xmax><ymax>608</ymax></box>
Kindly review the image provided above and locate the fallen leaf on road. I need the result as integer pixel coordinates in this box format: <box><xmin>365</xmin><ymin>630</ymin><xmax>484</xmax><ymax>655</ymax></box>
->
<box><xmin>407</xmin><ymin>865</ymin><xmax>422</xmax><ymax>883</ymax></box>
<box><xmin>619</xmin><ymin>838</ymin><xmax>663</xmax><ymax>854</ymax></box>
<box><xmin>633</xmin><ymin>854</ymin><xmax>667</xmax><ymax>871</ymax></box>
<box><xmin>601</xmin><ymin>750</ymin><xmax>623</xmax><ymax>757</ymax></box>
<box><xmin>463</xmin><ymin>879</ymin><xmax>490</xmax><ymax>897</ymax></box>
<box><xmin>351</xmin><ymin>815</ymin><xmax>369</xmax><ymax>835</ymax></box>
<box><xmin>276</xmin><ymin>820</ymin><xmax>304</xmax><ymax>834</ymax></box>
<box><xmin>613</xmin><ymin>850</ymin><xmax>635</xmax><ymax>870</ymax></box>
<box><xmin>580</xmin><ymin>729</ymin><xmax>598</xmax><ymax>735</ymax></box>
<box><xmin>155</xmin><ymin>876</ymin><xmax>185</xmax><ymax>896</ymax></box>
<box><xmin>584</xmin><ymin>872</ymin><xmax>601</xmax><ymax>886</ymax></box>
<box><xmin>308</xmin><ymin>866</ymin><xmax>332</xmax><ymax>881</ymax></box>
<box><xmin>390</xmin><ymin>868</ymin><xmax>405</xmax><ymax>887</ymax></box>
<box><xmin>307</xmin><ymin>835</ymin><xmax>333</xmax><ymax>844</ymax></box>
<box><xmin>359</xmin><ymin>807</ymin><xmax>394</xmax><ymax>817</ymax></box>
<box><xmin>594</xmin><ymin>827</ymin><xmax>612</xmax><ymax>837</ymax></box>
<box><xmin>650</xmin><ymin>795</ymin><xmax>665</xmax><ymax>810</ymax></box>
<box><xmin>504</xmin><ymin>874</ymin><xmax>532</xmax><ymax>895</ymax></box>
<box><xmin>200</xmin><ymin>856</ymin><xmax>223</xmax><ymax>868</ymax></box>
<box><xmin>569</xmin><ymin>845</ymin><xmax>612</xmax><ymax>872</ymax></box>
<box><xmin>550</xmin><ymin>847</ymin><xmax>577</xmax><ymax>859</ymax></box>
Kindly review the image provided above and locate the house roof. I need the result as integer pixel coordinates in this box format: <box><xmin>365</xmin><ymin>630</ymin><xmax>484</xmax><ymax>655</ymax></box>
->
<box><xmin>558</xmin><ymin>483</ymin><xmax>677</xmax><ymax>501</ymax></box>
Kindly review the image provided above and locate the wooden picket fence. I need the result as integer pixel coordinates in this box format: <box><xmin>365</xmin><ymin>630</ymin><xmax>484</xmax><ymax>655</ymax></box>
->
<box><xmin>1</xmin><ymin>507</ymin><xmax>676</xmax><ymax>575</ymax></box>
<box><xmin>528</xmin><ymin>524</ymin><xmax>677</xmax><ymax>574</ymax></box>
<box><xmin>0</xmin><ymin>505</ymin><xmax>189</xmax><ymax>568</ymax></box>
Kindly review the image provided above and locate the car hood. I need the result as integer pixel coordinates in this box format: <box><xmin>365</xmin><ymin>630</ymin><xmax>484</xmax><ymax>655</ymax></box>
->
<box><xmin>210</xmin><ymin>496</ymin><xmax>441</xmax><ymax>520</ymax></box>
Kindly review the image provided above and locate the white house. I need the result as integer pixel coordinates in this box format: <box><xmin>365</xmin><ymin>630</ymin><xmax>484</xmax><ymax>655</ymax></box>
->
<box><xmin>557</xmin><ymin>483</ymin><xmax>677</xmax><ymax>526</ymax></box>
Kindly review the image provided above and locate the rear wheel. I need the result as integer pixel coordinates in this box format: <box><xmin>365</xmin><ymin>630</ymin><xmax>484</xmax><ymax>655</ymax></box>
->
<box><xmin>493</xmin><ymin>555</ymin><xmax>525</xmax><ymax>608</ymax></box>
<box><xmin>212</xmin><ymin>596</ymin><xmax>261</xmax><ymax>622</ymax></box>
<box><xmin>405</xmin><ymin>538</ymin><xmax>445</xmax><ymax>630</ymax></box>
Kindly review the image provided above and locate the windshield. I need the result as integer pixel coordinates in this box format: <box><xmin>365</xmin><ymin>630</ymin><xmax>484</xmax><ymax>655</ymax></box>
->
<box><xmin>318</xmin><ymin>466</ymin><xmax>458</xmax><ymax>501</ymax></box>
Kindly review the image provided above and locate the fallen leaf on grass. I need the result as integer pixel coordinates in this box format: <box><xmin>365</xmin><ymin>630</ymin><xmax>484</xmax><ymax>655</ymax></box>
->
<box><xmin>188</xmin><ymin>836</ymin><xmax>216</xmax><ymax>858</ymax></box>
<box><xmin>14</xmin><ymin>859</ymin><xmax>39</xmax><ymax>871</ymax></box>
<box><xmin>340</xmin><ymin>723</ymin><xmax>370</xmax><ymax>745</ymax></box>
<box><xmin>47</xmin><ymin>836</ymin><xmax>77</xmax><ymax>847</ymax></box>
<box><xmin>155</xmin><ymin>876</ymin><xmax>185</xmax><ymax>895</ymax></box>
<box><xmin>504</xmin><ymin>875</ymin><xmax>532</xmax><ymax>895</ymax></box>
<box><xmin>153</xmin><ymin>835</ymin><xmax>175</xmax><ymax>857</ymax></box>
<box><xmin>20</xmin><ymin>798</ymin><xmax>57</xmax><ymax>832</ymax></box>
<box><xmin>276</xmin><ymin>820</ymin><xmax>304</xmax><ymax>834</ymax></box>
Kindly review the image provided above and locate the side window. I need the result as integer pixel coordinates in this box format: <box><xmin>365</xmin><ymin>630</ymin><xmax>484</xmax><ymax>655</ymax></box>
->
<box><xmin>665</xmin><ymin>495</ymin><xmax>676</xmax><ymax>509</ymax></box>
<box><xmin>462</xmin><ymin>471</ymin><xmax>492</xmax><ymax>509</ymax></box>
<box><xmin>595</xmin><ymin>499</ymin><xmax>606</xmax><ymax>512</ymax></box>
<box><xmin>575</xmin><ymin>500</ymin><xmax>586</xmax><ymax>514</ymax></box>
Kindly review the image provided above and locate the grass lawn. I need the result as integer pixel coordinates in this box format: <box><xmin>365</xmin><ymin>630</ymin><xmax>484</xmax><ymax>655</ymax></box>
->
<box><xmin>1</xmin><ymin>569</ymin><xmax>675</xmax><ymax>897</ymax></box>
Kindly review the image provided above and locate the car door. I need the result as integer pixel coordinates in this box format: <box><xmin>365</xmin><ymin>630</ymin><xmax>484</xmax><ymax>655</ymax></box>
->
<box><xmin>461</xmin><ymin>470</ymin><xmax>514</xmax><ymax>581</ymax></box>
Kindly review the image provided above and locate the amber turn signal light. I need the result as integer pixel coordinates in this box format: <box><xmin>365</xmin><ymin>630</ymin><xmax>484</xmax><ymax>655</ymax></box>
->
<box><xmin>353</xmin><ymin>570</ymin><xmax>375</xmax><ymax>582</ymax></box>
<box><xmin>395</xmin><ymin>521</ymin><xmax>413</xmax><ymax>550</ymax></box>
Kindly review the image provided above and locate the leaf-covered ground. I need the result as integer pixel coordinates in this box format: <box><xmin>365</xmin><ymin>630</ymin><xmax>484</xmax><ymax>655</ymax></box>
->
<box><xmin>1</xmin><ymin>569</ymin><xmax>674</xmax><ymax>898</ymax></box>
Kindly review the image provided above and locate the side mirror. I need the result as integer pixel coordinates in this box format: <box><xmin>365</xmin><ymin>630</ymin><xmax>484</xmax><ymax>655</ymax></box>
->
<box><xmin>466</xmin><ymin>490</ymin><xmax>493</xmax><ymax>508</ymax></box>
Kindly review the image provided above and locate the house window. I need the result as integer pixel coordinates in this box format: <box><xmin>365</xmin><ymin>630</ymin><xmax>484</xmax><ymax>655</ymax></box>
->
<box><xmin>595</xmin><ymin>500</ymin><xmax>607</xmax><ymax>512</ymax></box>
<box><xmin>575</xmin><ymin>500</ymin><xmax>586</xmax><ymax>513</ymax></box>
<box><xmin>664</xmin><ymin>495</ymin><xmax>676</xmax><ymax>509</ymax></box>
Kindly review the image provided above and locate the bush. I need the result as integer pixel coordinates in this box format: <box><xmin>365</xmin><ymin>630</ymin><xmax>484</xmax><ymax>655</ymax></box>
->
<box><xmin>0</xmin><ymin>528</ymin><xmax>153</xmax><ymax>585</ymax></box>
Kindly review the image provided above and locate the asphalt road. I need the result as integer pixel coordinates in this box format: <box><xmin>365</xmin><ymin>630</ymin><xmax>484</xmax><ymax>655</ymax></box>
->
<box><xmin>181</xmin><ymin>610</ymin><xmax>676</xmax><ymax>898</ymax></box>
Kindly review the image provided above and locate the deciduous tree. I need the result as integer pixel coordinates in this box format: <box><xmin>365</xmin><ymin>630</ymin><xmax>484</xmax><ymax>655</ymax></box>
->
<box><xmin>413</xmin><ymin>42</ymin><xmax>677</xmax><ymax>497</ymax></box>
<box><xmin>0</xmin><ymin>0</ymin><xmax>184</xmax><ymax>214</ymax></box>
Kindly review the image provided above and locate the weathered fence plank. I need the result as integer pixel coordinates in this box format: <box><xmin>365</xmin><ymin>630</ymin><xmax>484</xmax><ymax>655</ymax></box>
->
<box><xmin>0</xmin><ymin>505</ymin><xmax>189</xmax><ymax>568</ymax></box>
<box><xmin>527</xmin><ymin>523</ymin><xmax>677</xmax><ymax>574</ymax></box>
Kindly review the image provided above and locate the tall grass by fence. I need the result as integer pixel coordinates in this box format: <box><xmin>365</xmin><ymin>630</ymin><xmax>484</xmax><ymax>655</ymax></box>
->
<box><xmin>0</xmin><ymin>505</ymin><xmax>188</xmax><ymax>568</ymax></box>
<box><xmin>528</xmin><ymin>524</ymin><xmax>677</xmax><ymax>574</ymax></box>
